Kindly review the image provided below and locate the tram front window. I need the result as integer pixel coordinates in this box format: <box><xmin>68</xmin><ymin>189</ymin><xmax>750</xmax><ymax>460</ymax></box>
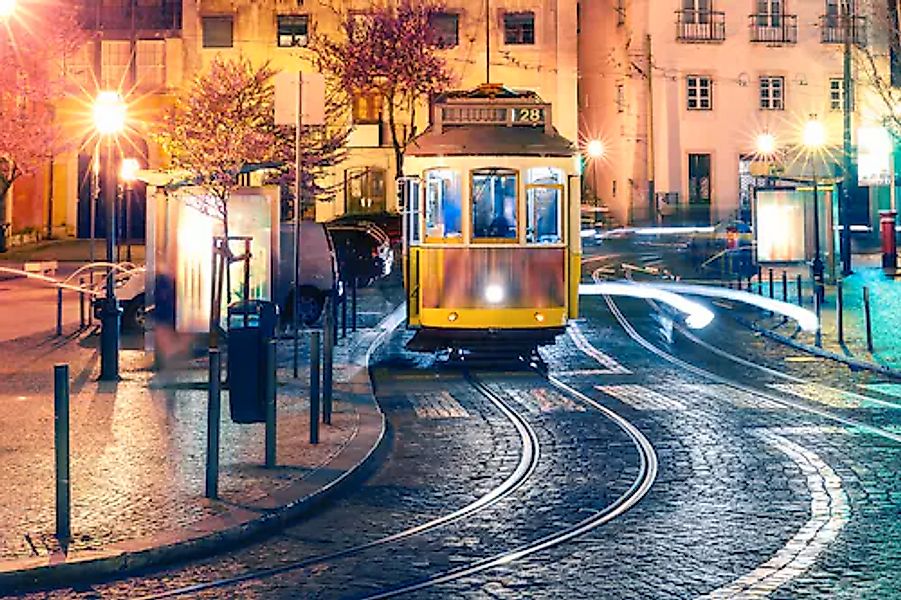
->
<box><xmin>526</xmin><ymin>167</ymin><xmax>563</xmax><ymax>243</ymax></box>
<box><xmin>472</xmin><ymin>169</ymin><xmax>517</xmax><ymax>240</ymax></box>
<box><xmin>425</xmin><ymin>169</ymin><xmax>462</xmax><ymax>240</ymax></box>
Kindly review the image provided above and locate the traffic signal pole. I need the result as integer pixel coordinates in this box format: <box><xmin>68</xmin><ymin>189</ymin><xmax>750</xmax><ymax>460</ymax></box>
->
<box><xmin>840</xmin><ymin>6</ymin><xmax>853</xmax><ymax>276</ymax></box>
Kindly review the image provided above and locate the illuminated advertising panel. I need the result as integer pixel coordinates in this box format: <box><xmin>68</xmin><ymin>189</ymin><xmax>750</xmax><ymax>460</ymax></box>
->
<box><xmin>755</xmin><ymin>189</ymin><xmax>805</xmax><ymax>262</ymax></box>
<box><xmin>858</xmin><ymin>126</ymin><xmax>893</xmax><ymax>187</ymax></box>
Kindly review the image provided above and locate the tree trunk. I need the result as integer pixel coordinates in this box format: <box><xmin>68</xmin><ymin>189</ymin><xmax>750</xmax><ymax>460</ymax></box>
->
<box><xmin>387</xmin><ymin>94</ymin><xmax>405</xmax><ymax>178</ymax></box>
<box><xmin>0</xmin><ymin>177</ymin><xmax>11</xmax><ymax>253</ymax></box>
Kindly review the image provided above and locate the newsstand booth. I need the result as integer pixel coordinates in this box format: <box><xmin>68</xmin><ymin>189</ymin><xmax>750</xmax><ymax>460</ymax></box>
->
<box><xmin>145</xmin><ymin>184</ymin><xmax>281</xmax><ymax>421</ymax></box>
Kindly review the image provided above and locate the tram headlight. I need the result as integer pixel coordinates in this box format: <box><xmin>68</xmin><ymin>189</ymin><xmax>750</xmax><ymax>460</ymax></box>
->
<box><xmin>448</xmin><ymin>311</ymin><xmax>459</xmax><ymax>322</ymax></box>
<box><xmin>484</xmin><ymin>284</ymin><xmax>505</xmax><ymax>305</ymax></box>
<box><xmin>534</xmin><ymin>312</ymin><xmax>545</xmax><ymax>322</ymax></box>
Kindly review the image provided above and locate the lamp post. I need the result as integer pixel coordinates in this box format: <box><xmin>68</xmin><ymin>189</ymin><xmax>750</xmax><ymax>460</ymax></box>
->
<box><xmin>803</xmin><ymin>118</ymin><xmax>827</xmax><ymax>304</ymax></box>
<box><xmin>93</xmin><ymin>91</ymin><xmax>127</xmax><ymax>381</ymax></box>
<box><xmin>120</xmin><ymin>157</ymin><xmax>139</xmax><ymax>263</ymax></box>
<box><xmin>586</xmin><ymin>139</ymin><xmax>605</xmax><ymax>226</ymax></box>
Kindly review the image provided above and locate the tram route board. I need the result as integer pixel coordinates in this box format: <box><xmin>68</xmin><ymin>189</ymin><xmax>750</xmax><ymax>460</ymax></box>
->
<box><xmin>440</xmin><ymin>104</ymin><xmax>548</xmax><ymax>128</ymax></box>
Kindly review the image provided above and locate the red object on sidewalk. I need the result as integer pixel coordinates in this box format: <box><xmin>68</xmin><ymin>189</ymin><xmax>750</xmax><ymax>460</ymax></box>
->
<box><xmin>880</xmin><ymin>210</ymin><xmax>898</xmax><ymax>269</ymax></box>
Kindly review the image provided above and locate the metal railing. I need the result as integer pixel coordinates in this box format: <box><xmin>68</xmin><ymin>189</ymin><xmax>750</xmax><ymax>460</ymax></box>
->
<box><xmin>748</xmin><ymin>13</ymin><xmax>797</xmax><ymax>44</ymax></box>
<box><xmin>676</xmin><ymin>10</ymin><xmax>726</xmax><ymax>42</ymax></box>
<box><xmin>819</xmin><ymin>14</ymin><xmax>866</xmax><ymax>46</ymax></box>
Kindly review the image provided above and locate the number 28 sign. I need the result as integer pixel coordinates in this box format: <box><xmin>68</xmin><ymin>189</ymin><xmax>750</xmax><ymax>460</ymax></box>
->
<box><xmin>512</xmin><ymin>107</ymin><xmax>544</xmax><ymax>125</ymax></box>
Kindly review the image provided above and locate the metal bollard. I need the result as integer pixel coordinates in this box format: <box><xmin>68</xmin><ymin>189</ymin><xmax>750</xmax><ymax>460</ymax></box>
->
<box><xmin>341</xmin><ymin>278</ymin><xmax>348</xmax><ymax>339</ymax></box>
<box><xmin>54</xmin><ymin>364</ymin><xmax>70</xmax><ymax>542</ymax></box>
<box><xmin>757</xmin><ymin>265</ymin><xmax>763</xmax><ymax>295</ymax></box>
<box><xmin>88</xmin><ymin>272</ymin><xmax>94</xmax><ymax>326</ymax></box>
<box><xmin>768</xmin><ymin>268</ymin><xmax>774</xmax><ymax>299</ymax></box>
<box><xmin>79</xmin><ymin>278</ymin><xmax>86</xmax><ymax>329</ymax></box>
<box><xmin>323</xmin><ymin>298</ymin><xmax>334</xmax><ymax>425</ymax></box>
<box><xmin>56</xmin><ymin>287</ymin><xmax>63</xmax><ymax>336</ymax></box>
<box><xmin>205</xmin><ymin>349</ymin><xmax>221</xmax><ymax>499</ymax></box>
<box><xmin>864</xmin><ymin>287</ymin><xmax>874</xmax><ymax>353</ymax></box>
<box><xmin>351</xmin><ymin>277</ymin><xmax>358</xmax><ymax>333</ymax></box>
<box><xmin>265</xmin><ymin>340</ymin><xmax>277</xmax><ymax>468</ymax></box>
<box><xmin>747</xmin><ymin>275</ymin><xmax>752</xmax><ymax>292</ymax></box>
<box><xmin>310</xmin><ymin>331</ymin><xmax>321</xmax><ymax>444</ymax></box>
<box><xmin>814</xmin><ymin>292</ymin><xmax>822</xmax><ymax>348</ymax></box>
<box><xmin>781</xmin><ymin>271</ymin><xmax>788</xmax><ymax>302</ymax></box>
<box><xmin>331</xmin><ymin>287</ymin><xmax>339</xmax><ymax>345</ymax></box>
<box><xmin>837</xmin><ymin>280</ymin><xmax>844</xmax><ymax>345</ymax></box>
<box><xmin>796</xmin><ymin>274</ymin><xmax>803</xmax><ymax>306</ymax></box>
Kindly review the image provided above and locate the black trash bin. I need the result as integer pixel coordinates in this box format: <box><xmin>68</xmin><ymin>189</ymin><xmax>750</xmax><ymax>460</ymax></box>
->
<box><xmin>227</xmin><ymin>300</ymin><xmax>279</xmax><ymax>424</ymax></box>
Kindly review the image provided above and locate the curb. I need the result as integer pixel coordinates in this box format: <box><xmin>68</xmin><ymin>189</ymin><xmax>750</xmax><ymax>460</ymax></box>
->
<box><xmin>0</xmin><ymin>304</ymin><xmax>405</xmax><ymax>594</ymax></box>
<box><xmin>735</xmin><ymin>314</ymin><xmax>901</xmax><ymax>381</ymax></box>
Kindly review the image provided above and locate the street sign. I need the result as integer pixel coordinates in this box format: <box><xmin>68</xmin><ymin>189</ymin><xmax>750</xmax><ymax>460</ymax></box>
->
<box><xmin>274</xmin><ymin>71</ymin><xmax>326</xmax><ymax>126</ymax></box>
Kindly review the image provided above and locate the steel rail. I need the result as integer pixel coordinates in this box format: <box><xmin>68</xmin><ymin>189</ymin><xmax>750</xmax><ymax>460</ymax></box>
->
<box><xmin>135</xmin><ymin>364</ymin><xmax>541</xmax><ymax>599</ymax></box>
<box><xmin>360</xmin><ymin>371</ymin><xmax>658</xmax><ymax>600</ymax></box>
<box><xmin>601</xmin><ymin>292</ymin><xmax>901</xmax><ymax>445</ymax></box>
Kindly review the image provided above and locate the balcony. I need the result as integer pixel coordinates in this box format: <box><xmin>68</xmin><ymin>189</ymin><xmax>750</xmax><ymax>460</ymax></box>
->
<box><xmin>80</xmin><ymin>1</ymin><xmax>182</xmax><ymax>33</ymax></box>
<box><xmin>819</xmin><ymin>14</ymin><xmax>866</xmax><ymax>46</ymax></box>
<box><xmin>676</xmin><ymin>10</ymin><xmax>726</xmax><ymax>43</ymax></box>
<box><xmin>748</xmin><ymin>14</ymin><xmax>797</xmax><ymax>44</ymax></box>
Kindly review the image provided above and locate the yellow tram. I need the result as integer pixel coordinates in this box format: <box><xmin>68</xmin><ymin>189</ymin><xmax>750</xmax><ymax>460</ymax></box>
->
<box><xmin>401</xmin><ymin>85</ymin><xmax>581</xmax><ymax>354</ymax></box>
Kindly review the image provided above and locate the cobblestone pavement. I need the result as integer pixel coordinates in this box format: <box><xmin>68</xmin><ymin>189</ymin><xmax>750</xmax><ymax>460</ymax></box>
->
<box><xmin>0</xmin><ymin>273</ymin><xmax>402</xmax><ymax>576</ymax></box>
<box><xmin>8</xmin><ymin>240</ymin><xmax>901</xmax><ymax>598</ymax></box>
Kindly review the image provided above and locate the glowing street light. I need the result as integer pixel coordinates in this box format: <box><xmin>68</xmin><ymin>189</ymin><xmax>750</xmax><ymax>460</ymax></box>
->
<box><xmin>93</xmin><ymin>90</ymin><xmax>128</xmax><ymax>382</ymax></box>
<box><xmin>755</xmin><ymin>132</ymin><xmax>777</xmax><ymax>156</ymax></box>
<box><xmin>0</xmin><ymin>0</ymin><xmax>16</xmax><ymax>18</ymax></box>
<box><xmin>119</xmin><ymin>157</ymin><xmax>139</xmax><ymax>182</ymax></box>
<box><xmin>586</xmin><ymin>139</ymin><xmax>605</xmax><ymax>159</ymax></box>
<box><xmin>802</xmin><ymin>119</ymin><xmax>827</xmax><ymax>150</ymax></box>
<box><xmin>93</xmin><ymin>91</ymin><xmax>127</xmax><ymax>136</ymax></box>
<box><xmin>119</xmin><ymin>158</ymin><xmax>139</xmax><ymax>263</ymax></box>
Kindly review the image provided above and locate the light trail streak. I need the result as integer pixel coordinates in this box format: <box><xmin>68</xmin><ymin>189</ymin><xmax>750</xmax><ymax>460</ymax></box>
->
<box><xmin>580</xmin><ymin>281</ymin><xmax>715</xmax><ymax>329</ymax></box>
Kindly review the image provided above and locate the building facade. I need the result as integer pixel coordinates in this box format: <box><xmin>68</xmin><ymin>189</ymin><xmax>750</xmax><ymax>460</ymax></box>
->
<box><xmin>581</xmin><ymin>0</ymin><xmax>898</xmax><ymax>227</ymax></box>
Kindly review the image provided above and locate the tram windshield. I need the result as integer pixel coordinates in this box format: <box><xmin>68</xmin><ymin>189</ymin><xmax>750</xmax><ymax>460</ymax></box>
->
<box><xmin>425</xmin><ymin>169</ymin><xmax>462</xmax><ymax>240</ymax></box>
<box><xmin>472</xmin><ymin>169</ymin><xmax>518</xmax><ymax>240</ymax></box>
<box><xmin>526</xmin><ymin>167</ymin><xmax>562</xmax><ymax>244</ymax></box>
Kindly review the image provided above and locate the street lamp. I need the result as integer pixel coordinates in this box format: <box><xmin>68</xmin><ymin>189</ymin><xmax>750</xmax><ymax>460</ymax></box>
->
<box><xmin>755</xmin><ymin>132</ymin><xmax>777</xmax><ymax>157</ymax></box>
<box><xmin>0</xmin><ymin>0</ymin><xmax>16</xmax><ymax>19</ymax></box>
<box><xmin>586</xmin><ymin>139</ymin><xmax>605</xmax><ymax>225</ymax></box>
<box><xmin>119</xmin><ymin>157</ymin><xmax>139</xmax><ymax>263</ymax></box>
<box><xmin>803</xmin><ymin>118</ymin><xmax>827</xmax><ymax>305</ymax></box>
<box><xmin>93</xmin><ymin>90</ymin><xmax>127</xmax><ymax>381</ymax></box>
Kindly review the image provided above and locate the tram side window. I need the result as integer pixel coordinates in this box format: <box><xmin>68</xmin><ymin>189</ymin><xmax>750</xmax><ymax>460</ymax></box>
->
<box><xmin>472</xmin><ymin>169</ymin><xmax>518</xmax><ymax>240</ymax></box>
<box><xmin>526</xmin><ymin>167</ymin><xmax>562</xmax><ymax>243</ymax></box>
<box><xmin>425</xmin><ymin>169</ymin><xmax>462</xmax><ymax>240</ymax></box>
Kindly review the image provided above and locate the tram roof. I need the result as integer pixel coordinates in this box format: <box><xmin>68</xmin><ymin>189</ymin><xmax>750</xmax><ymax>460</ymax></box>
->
<box><xmin>407</xmin><ymin>125</ymin><xmax>574</xmax><ymax>158</ymax></box>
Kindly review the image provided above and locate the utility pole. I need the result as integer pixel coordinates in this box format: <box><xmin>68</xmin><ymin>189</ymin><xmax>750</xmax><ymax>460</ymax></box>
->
<box><xmin>840</xmin><ymin>3</ymin><xmax>853</xmax><ymax>276</ymax></box>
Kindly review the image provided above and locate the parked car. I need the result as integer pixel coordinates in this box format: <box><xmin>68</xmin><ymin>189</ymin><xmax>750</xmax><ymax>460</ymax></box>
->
<box><xmin>326</xmin><ymin>222</ymin><xmax>394</xmax><ymax>287</ymax></box>
<box><xmin>688</xmin><ymin>220</ymin><xmax>756</xmax><ymax>277</ymax></box>
<box><xmin>277</xmin><ymin>221</ymin><xmax>342</xmax><ymax>326</ymax></box>
<box><xmin>89</xmin><ymin>268</ymin><xmax>147</xmax><ymax>332</ymax></box>
<box><xmin>330</xmin><ymin>212</ymin><xmax>402</xmax><ymax>247</ymax></box>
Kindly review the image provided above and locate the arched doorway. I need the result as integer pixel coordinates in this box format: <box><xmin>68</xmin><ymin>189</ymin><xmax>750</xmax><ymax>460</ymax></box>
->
<box><xmin>76</xmin><ymin>137</ymin><xmax>149</xmax><ymax>242</ymax></box>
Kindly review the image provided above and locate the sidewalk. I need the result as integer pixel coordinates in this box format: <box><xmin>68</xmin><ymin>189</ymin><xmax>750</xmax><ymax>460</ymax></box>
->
<box><xmin>0</xmin><ymin>277</ymin><xmax>404</xmax><ymax>592</ymax></box>
<box><xmin>741</xmin><ymin>253</ymin><xmax>901</xmax><ymax>374</ymax></box>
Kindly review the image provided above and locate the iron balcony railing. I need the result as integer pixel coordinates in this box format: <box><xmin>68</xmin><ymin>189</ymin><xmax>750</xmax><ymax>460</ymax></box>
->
<box><xmin>676</xmin><ymin>9</ymin><xmax>726</xmax><ymax>42</ymax></box>
<box><xmin>748</xmin><ymin>13</ymin><xmax>798</xmax><ymax>44</ymax></box>
<box><xmin>819</xmin><ymin>14</ymin><xmax>866</xmax><ymax>46</ymax></box>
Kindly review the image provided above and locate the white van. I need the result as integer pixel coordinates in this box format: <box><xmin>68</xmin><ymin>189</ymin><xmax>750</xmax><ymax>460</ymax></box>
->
<box><xmin>277</xmin><ymin>221</ymin><xmax>341</xmax><ymax>326</ymax></box>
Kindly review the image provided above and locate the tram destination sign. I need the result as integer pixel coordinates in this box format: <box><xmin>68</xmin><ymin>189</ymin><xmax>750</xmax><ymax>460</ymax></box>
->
<box><xmin>441</xmin><ymin>104</ymin><xmax>547</xmax><ymax>127</ymax></box>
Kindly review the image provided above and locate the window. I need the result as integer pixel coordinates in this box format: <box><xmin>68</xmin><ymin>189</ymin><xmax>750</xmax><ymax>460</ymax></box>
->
<box><xmin>759</xmin><ymin>76</ymin><xmax>784</xmax><ymax>110</ymax></box>
<box><xmin>425</xmin><ymin>169</ymin><xmax>463</xmax><ymax>240</ymax></box>
<box><xmin>429</xmin><ymin>12</ymin><xmax>459</xmax><ymax>48</ymax></box>
<box><xmin>472</xmin><ymin>169</ymin><xmax>518</xmax><ymax>240</ymax></box>
<box><xmin>202</xmin><ymin>16</ymin><xmax>233</xmax><ymax>48</ymax></box>
<box><xmin>346</xmin><ymin>168</ymin><xmax>386</xmax><ymax>214</ymax></box>
<box><xmin>352</xmin><ymin>92</ymin><xmax>382</xmax><ymax>124</ymax></box>
<box><xmin>686</xmin><ymin>75</ymin><xmax>713</xmax><ymax>110</ymax></box>
<box><xmin>683</xmin><ymin>0</ymin><xmax>711</xmax><ymax>23</ymax></box>
<box><xmin>756</xmin><ymin>0</ymin><xmax>782</xmax><ymax>26</ymax></box>
<box><xmin>65</xmin><ymin>44</ymin><xmax>92</xmax><ymax>89</ymax></box>
<box><xmin>504</xmin><ymin>12</ymin><xmax>535</xmax><ymax>45</ymax></box>
<box><xmin>136</xmin><ymin>40</ymin><xmax>165</xmax><ymax>88</ymax></box>
<box><xmin>277</xmin><ymin>15</ymin><xmax>309</xmax><ymax>47</ymax></box>
<box><xmin>526</xmin><ymin>168</ymin><xmax>563</xmax><ymax>244</ymax></box>
<box><xmin>101</xmin><ymin>40</ymin><xmax>130</xmax><ymax>89</ymax></box>
<box><xmin>688</xmin><ymin>154</ymin><xmax>711</xmax><ymax>204</ymax></box>
<box><xmin>830</xmin><ymin>77</ymin><xmax>852</xmax><ymax>110</ymax></box>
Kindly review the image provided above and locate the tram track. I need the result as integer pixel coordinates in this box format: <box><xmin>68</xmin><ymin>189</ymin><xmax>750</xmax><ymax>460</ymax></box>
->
<box><xmin>133</xmin><ymin>368</ymin><xmax>541</xmax><ymax>599</ymax></box>
<box><xmin>360</xmin><ymin>369</ymin><xmax>658</xmax><ymax>599</ymax></box>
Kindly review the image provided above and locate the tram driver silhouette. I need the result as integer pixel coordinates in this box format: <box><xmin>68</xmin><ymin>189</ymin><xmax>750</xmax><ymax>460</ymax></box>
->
<box><xmin>487</xmin><ymin>212</ymin><xmax>511</xmax><ymax>238</ymax></box>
